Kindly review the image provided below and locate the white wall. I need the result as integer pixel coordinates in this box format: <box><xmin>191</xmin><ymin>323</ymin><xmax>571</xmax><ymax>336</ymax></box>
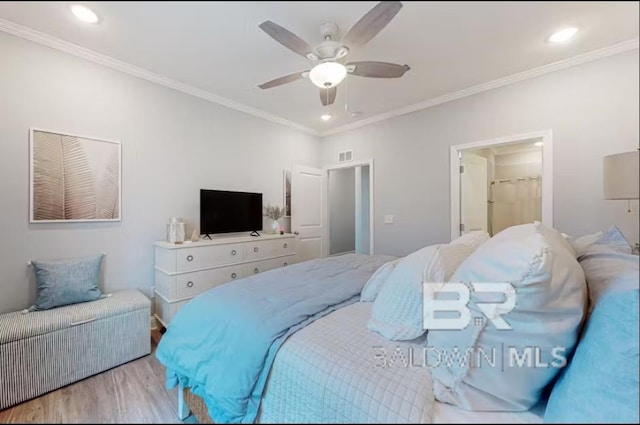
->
<box><xmin>0</xmin><ymin>32</ymin><xmax>320</xmax><ymax>313</ymax></box>
<box><xmin>321</xmin><ymin>50</ymin><xmax>639</xmax><ymax>256</ymax></box>
<box><xmin>494</xmin><ymin>150</ymin><xmax>542</xmax><ymax>179</ymax></box>
<box><xmin>329</xmin><ymin>167</ymin><xmax>356</xmax><ymax>255</ymax></box>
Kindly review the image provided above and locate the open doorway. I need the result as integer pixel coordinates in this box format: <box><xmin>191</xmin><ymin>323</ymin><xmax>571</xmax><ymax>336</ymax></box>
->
<box><xmin>450</xmin><ymin>131</ymin><xmax>553</xmax><ymax>239</ymax></box>
<box><xmin>327</xmin><ymin>160</ymin><xmax>374</xmax><ymax>255</ymax></box>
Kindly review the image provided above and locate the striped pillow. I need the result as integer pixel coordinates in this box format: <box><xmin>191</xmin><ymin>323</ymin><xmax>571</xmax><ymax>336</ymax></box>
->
<box><xmin>368</xmin><ymin>232</ymin><xmax>488</xmax><ymax>341</ymax></box>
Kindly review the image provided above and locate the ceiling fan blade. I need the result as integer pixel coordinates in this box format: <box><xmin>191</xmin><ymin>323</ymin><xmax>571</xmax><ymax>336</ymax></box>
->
<box><xmin>320</xmin><ymin>86</ymin><xmax>337</xmax><ymax>106</ymax></box>
<box><xmin>259</xmin><ymin>21</ymin><xmax>317</xmax><ymax>59</ymax></box>
<box><xmin>343</xmin><ymin>1</ymin><xmax>403</xmax><ymax>47</ymax></box>
<box><xmin>347</xmin><ymin>61</ymin><xmax>410</xmax><ymax>78</ymax></box>
<box><xmin>258</xmin><ymin>71</ymin><xmax>308</xmax><ymax>89</ymax></box>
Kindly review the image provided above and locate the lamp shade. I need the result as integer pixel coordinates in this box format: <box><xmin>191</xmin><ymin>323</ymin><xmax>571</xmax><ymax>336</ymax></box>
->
<box><xmin>603</xmin><ymin>151</ymin><xmax>639</xmax><ymax>200</ymax></box>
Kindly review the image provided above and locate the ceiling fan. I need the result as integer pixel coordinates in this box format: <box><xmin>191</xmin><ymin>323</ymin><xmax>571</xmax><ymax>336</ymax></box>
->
<box><xmin>257</xmin><ymin>1</ymin><xmax>410</xmax><ymax>107</ymax></box>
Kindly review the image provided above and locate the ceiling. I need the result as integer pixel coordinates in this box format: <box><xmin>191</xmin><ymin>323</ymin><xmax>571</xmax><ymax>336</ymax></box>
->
<box><xmin>0</xmin><ymin>1</ymin><xmax>638</xmax><ymax>134</ymax></box>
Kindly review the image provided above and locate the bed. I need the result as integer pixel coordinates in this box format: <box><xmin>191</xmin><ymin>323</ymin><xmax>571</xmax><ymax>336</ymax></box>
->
<box><xmin>182</xmin><ymin>301</ymin><xmax>545</xmax><ymax>424</ymax></box>
<box><xmin>156</xmin><ymin>224</ymin><xmax>639</xmax><ymax>424</ymax></box>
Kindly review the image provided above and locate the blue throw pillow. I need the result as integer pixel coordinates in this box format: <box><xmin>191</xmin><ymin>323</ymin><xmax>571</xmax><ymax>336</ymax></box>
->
<box><xmin>545</xmin><ymin>229</ymin><xmax>639</xmax><ymax>424</ymax></box>
<box><xmin>30</xmin><ymin>254</ymin><xmax>104</xmax><ymax>311</ymax></box>
<box><xmin>545</xmin><ymin>289</ymin><xmax>639</xmax><ymax>423</ymax></box>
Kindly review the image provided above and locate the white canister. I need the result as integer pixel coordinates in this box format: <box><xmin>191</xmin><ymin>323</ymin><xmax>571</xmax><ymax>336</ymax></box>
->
<box><xmin>167</xmin><ymin>217</ymin><xmax>186</xmax><ymax>243</ymax></box>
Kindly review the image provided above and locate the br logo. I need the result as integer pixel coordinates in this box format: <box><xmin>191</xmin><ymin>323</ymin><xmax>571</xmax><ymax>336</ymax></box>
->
<box><xmin>423</xmin><ymin>282</ymin><xmax>516</xmax><ymax>330</ymax></box>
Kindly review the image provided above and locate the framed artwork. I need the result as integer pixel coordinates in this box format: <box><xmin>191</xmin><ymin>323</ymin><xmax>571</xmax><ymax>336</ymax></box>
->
<box><xmin>283</xmin><ymin>169</ymin><xmax>291</xmax><ymax>217</ymax></box>
<box><xmin>30</xmin><ymin>128</ymin><xmax>122</xmax><ymax>223</ymax></box>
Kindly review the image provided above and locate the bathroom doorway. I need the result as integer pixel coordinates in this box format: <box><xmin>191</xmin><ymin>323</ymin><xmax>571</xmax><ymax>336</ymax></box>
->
<box><xmin>450</xmin><ymin>131</ymin><xmax>553</xmax><ymax>239</ymax></box>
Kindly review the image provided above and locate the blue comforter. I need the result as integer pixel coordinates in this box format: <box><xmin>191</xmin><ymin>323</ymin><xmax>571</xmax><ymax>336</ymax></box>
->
<box><xmin>156</xmin><ymin>253</ymin><xmax>393</xmax><ymax>423</ymax></box>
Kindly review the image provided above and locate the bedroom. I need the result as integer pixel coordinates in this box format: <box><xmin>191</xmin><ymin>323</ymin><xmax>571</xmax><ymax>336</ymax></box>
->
<box><xmin>0</xmin><ymin>1</ymin><xmax>638</xmax><ymax>423</ymax></box>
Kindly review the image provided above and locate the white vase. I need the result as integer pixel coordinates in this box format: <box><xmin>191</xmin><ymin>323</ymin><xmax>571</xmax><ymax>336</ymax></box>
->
<box><xmin>270</xmin><ymin>219</ymin><xmax>280</xmax><ymax>234</ymax></box>
<box><xmin>167</xmin><ymin>217</ymin><xmax>186</xmax><ymax>243</ymax></box>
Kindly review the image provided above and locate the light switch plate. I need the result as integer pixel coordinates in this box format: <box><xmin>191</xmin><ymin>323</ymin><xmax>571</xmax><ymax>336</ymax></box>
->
<box><xmin>384</xmin><ymin>215</ymin><xmax>395</xmax><ymax>224</ymax></box>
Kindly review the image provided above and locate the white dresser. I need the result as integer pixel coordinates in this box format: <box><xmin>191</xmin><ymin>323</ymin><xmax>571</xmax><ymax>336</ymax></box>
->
<box><xmin>153</xmin><ymin>233</ymin><xmax>296</xmax><ymax>327</ymax></box>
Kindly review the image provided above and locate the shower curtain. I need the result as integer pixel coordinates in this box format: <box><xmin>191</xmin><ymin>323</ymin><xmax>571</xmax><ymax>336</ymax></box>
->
<box><xmin>490</xmin><ymin>177</ymin><xmax>542</xmax><ymax>235</ymax></box>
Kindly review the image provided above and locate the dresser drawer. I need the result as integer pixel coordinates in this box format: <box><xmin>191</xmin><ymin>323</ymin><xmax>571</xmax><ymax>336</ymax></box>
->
<box><xmin>154</xmin><ymin>269</ymin><xmax>175</xmax><ymax>298</ymax></box>
<box><xmin>244</xmin><ymin>238</ymin><xmax>294</xmax><ymax>261</ymax></box>
<box><xmin>177</xmin><ymin>243</ymin><xmax>244</xmax><ymax>272</ymax></box>
<box><xmin>176</xmin><ymin>265</ymin><xmax>246</xmax><ymax>299</ymax></box>
<box><xmin>246</xmin><ymin>255</ymin><xmax>294</xmax><ymax>276</ymax></box>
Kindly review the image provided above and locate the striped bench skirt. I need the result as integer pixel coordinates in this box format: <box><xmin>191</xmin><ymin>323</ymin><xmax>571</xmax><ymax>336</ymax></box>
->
<box><xmin>0</xmin><ymin>290</ymin><xmax>150</xmax><ymax>410</ymax></box>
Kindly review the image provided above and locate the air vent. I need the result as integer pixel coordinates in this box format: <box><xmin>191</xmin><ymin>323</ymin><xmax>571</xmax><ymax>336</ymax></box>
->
<box><xmin>338</xmin><ymin>150</ymin><xmax>353</xmax><ymax>163</ymax></box>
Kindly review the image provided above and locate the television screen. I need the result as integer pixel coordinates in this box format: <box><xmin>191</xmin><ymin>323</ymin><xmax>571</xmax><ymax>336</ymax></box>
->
<box><xmin>200</xmin><ymin>190</ymin><xmax>263</xmax><ymax>235</ymax></box>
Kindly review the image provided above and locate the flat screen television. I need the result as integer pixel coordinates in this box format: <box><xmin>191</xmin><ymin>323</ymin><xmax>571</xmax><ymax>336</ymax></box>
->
<box><xmin>200</xmin><ymin>190</ymin><xmax>263</xmax><ymax>235</ymax></box>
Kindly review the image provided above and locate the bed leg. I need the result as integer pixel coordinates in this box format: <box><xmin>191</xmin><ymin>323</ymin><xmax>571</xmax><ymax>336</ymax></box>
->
<box><xmin>178</xmin><ymin>383</ymin><xmax>190</xmax><ymax>420</ymax></box>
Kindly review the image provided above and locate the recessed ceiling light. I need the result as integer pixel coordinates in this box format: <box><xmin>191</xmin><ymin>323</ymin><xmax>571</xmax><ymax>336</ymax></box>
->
<box><xmin>70</xmin><ymin>4</ymin><xmax>99</xmax><ymax>24</ymax></box>
<box><xmin>321</xmin><ymin>114</ymin><xmax>332</xmax><ymax>121</ymax></box>
<box><xmin>534</xmin><ymin>141</ymin><xmax>544</xmax><ymax>147</ymax></box>
<box><xmin>548</xmin><ymin>27</ymin><xmax>578</xmax><ymax>43</ymax></box>
<box><xmin>350</xmin><ymin>111</ymin><xmax>363</xmax><ymax>118</ymax></box>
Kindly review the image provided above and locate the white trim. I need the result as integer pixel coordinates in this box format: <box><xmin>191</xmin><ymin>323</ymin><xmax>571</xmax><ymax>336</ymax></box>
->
<box><xmin>450</xmin><ymin>130</ymin><xmax>553</xmax><ymax>240</ymax></box>
<box><xmin>0</xmin><ymin>18</ymin><xmax>318</xmax><ymax>137</ymax></box>
<box><xmin>324</xmin><ymin>159</ymin><xmax>375</xmax><ymax>255</ymax></box>
<box><xmin>323</xmin><ymin>38</ymin><xmax>639</xmax><ymax>137</ymax></box>
<box><xmin>29</xmin><ymin>127</ymin><xmax>122</xmax><ymax>223</ymax></box>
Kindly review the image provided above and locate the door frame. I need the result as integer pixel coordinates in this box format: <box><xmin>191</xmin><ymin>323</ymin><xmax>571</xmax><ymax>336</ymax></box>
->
<box><xmin>325</xmin><ymin>158</ymin><xmax>375</xmax><ymax>255</ymax></box>
<box><xmin>450</xmin><ymin>130</ymin><xmax>553</xmax><ymax>241</ymax></box>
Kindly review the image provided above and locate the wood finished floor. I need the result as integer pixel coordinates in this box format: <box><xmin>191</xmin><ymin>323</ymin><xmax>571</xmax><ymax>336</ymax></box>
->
<box><xmin>0</xmin><ymin>332</ymin><xmax>187</xmax><ymax>424</ymax></box>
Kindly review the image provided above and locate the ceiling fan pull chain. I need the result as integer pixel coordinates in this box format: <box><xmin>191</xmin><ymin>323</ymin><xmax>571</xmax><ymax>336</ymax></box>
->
<box><xmin>344</xmin><ymin>75</ymin><xmax>349</xmax><ymax>112</ymax></box>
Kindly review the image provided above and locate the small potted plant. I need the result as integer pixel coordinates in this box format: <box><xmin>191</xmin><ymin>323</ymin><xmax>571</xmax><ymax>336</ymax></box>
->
<box><xmin>264</xmin><ymin>204</ymin><xmax>284</xmax><ymax>234</ymax></box>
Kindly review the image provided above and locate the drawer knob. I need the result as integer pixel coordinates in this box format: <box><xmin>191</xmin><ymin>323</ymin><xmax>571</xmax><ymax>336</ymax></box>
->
<box><xmin>283</xmin><ymin>243</ymin><xmax>288</xmax><ymax>248</ymax></box>
<box><xmin>231</xmin><ymin>273</ymin><xmax>237</xmax><ymax>279</ymax></box>
<box><xmin>254</xmin><ymin>268</ymin><xmax>259</xmax><ymax>274</ymax></box>
<box><xmin>253</xmin><ymin>247</ymin><xmax>259</xmax><ymax>253</ymax></box>
<box><xmin>284</xmin><ymin>262</ymin><xmax>288</xmax><ymax>267</ymax></box>
<box><xmin>186</xmin><ymin>255</ymin><xmax>194</xmax><ymax>262</ymax></box>
<box><xmin>186</xmin><ymin>281</ymin><xmax>194</xmax><ymax>288</ymax></box>
<box><xmin>231</xmin><ymin>249</ymin><xmax>237</xmax><ymax>256</ymax></box>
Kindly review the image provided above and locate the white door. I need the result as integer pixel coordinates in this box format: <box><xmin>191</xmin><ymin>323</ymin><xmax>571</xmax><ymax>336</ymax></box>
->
<box><xmin>460</xmin><ymin>152</ymin><xmax>488</xmax><ymax>235</ymax></box>
<box><xmin>292</xmin><ymin>165</ymin><xmax>325</xmax><ymax>261</ymax></box>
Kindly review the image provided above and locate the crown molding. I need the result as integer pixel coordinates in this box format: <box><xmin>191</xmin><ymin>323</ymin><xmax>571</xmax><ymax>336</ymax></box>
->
<box><xmin>0</xmin><ymin>18</ymin><xmax>320</xmax><ymax>137</ymax></box>
<box><xmin>322</xmin><ymin>37</ymin><xmax>639</xmax><ymax>137</ymax></box>
<box><xmin>1</xmin><ymin>18</ymin><xmax>636</xmax><ymax>139</ymax></box>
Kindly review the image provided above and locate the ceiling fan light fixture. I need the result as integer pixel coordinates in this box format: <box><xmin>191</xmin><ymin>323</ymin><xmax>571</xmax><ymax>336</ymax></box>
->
<box><xmin>309</xmin><ymin>62</ymin><xmax>347</xmax><ymax>89</ymax></box>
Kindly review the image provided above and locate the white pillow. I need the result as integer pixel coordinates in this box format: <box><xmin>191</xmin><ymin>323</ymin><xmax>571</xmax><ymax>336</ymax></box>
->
<box><xmin>368</xmin><ymin>232</ymin><xmax>489</xmax><ymax>341</ymax></box>
<box><xmin>450</xmin><ymin>231</ymin><xmax>491</xmax><ymax>247</ymax></box>
<box><xmin>569</xmin><ymin>226</ymin><xmax>631</xmax><ymax>258</ymax></box>
<box><xmin>427</xmin><ymin>223</ymin><xmax>587</xmax><ymax>411</ymax></box>
<box><xmin>575</xmin><ymin>226</ymin><xmax>636</xmax><ymax>306</ymax></box>
<box><xmin>360</xmin><ymin>259</ymin><xmax>399</xmax><ymax>302</ymax></box>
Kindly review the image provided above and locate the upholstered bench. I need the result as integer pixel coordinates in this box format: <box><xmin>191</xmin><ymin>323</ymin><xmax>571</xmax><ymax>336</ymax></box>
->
<box><xmin>0</xmin><ymin>290</ymin><xmax>150</xmax><ymax>410</ymax></box>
